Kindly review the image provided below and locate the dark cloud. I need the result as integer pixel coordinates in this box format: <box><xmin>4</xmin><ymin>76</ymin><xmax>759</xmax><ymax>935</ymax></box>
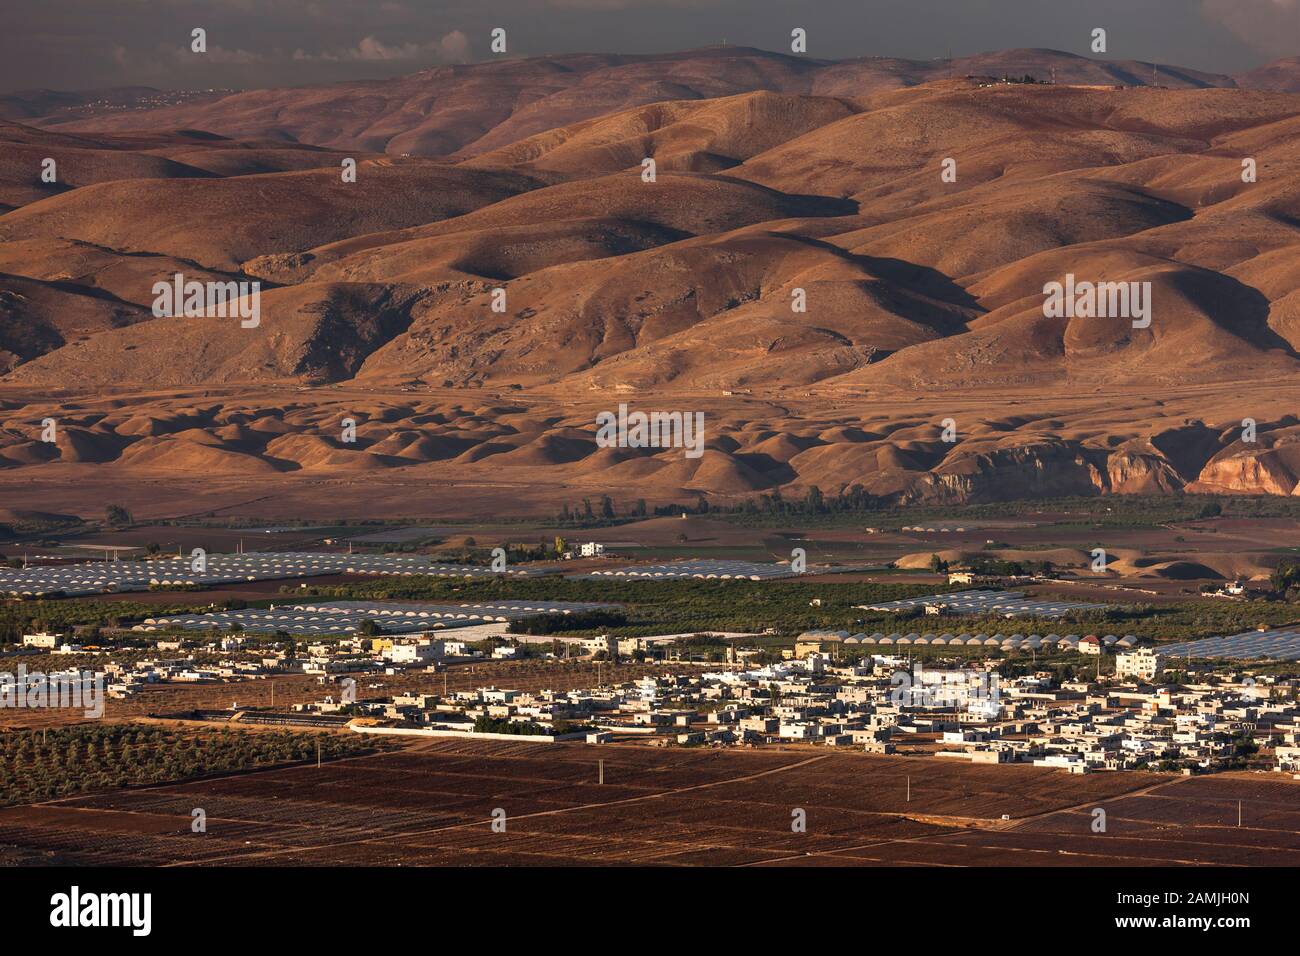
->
<box><xmin>0</xmin><ymin>0</ymin><xmax>1288</xmax><ymax>93</ymax></box>
<box><xmin>1201</xmin><ymin>0</ymin><xmax>1300</xmax><ymax>60</ymax></box>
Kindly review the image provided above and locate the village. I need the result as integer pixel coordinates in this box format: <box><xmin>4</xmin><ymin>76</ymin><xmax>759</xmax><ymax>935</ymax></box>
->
<box><xmin>18</xmin><ymin>619</ymin><xmax>1297</xmax><ymax>778</ymax></box>
<box><xmin>320</xmin><ymin>642</ymin><xmax>1300</xmax><ymax>777</ymax></box>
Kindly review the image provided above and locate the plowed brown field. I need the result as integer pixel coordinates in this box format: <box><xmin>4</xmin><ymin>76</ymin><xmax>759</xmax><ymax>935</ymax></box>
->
<box><xmin>3</xmin><ymin>739</ymin><xmax>1290</xmax><ymax>866</ymax></box>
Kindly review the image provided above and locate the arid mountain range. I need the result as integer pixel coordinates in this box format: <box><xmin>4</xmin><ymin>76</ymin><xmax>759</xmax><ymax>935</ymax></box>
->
<box><xmin>1</xmin><ymin>46</ymin><xmax>1299</xmax><ymax>519</ymax></box>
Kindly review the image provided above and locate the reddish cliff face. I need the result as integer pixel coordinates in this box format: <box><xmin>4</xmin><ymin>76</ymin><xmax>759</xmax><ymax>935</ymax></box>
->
<box><xmin>1190</xmin><ymin>434</ymin><xmax>1300</xmax><ymax>496</ymax></box>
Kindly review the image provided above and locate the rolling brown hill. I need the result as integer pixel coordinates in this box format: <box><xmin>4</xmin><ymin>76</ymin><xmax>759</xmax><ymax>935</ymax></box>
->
<box><xmin>464</xmin><ymin>91</ymin><xmax>860</xmax><ymax>175</ymax></box>
<box><xmin>0</xmin><ymin>271</ymin><xmax>150</xmax><ymax>373</ymax></box>
<box><xmin>0</xmin><ymin>158</ymin><xmax>550</xmax><ymax>270</ymax></box>
<box><xmin>0</xmin><ymin>122</ymin><xmax>366</xmax><ymax>213</ymax></box>
<box><xmin>1</xmin><ymin>47</ymin><xmax>1299</xmax><ymax>513</ymax></box>
<box><xmin>248</xmin><ymin>170</ymin><xmax>854</xmax><ymax>285</ymax></box>
<box><xmin>27</xmin><ymin>47</ymin><xmax>1274</xmax><ymax>159</ymax></box>
<box><xmin>1233</xmin><ymin>57</ymin><xmax>1300</xmax><ymax>93</ymax></box>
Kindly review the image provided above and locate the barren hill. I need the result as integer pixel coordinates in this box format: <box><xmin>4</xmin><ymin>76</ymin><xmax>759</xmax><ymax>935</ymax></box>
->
<box><xmin>0</xmin><ymin>158</ymin><xmax>550</xmax><ymax>270</ymax></box>
<box><xmin>1</xmin><ymin>47</ymin><xmax>1299</xmax><ymax>512</ymax></box>
<box><xmin>28</xmin><ymin>47</ymin><xmax>1265</xmax><ymax>159</ymax></box>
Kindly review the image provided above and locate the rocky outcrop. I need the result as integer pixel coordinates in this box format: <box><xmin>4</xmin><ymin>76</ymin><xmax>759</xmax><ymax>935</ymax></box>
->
<box><xmin>1189</xmin><ymin>435</ymin><xmax>1300</xmax><ymax>496</ymax></box>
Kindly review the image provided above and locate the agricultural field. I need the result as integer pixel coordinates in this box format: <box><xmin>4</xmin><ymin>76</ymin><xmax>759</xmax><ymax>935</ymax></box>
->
<box><xmin>913</xmin><ymin>775</ymin><xmax>1300</xmax><ymax>867</ymax></box>
<box><xmin>0</xmin><ymin>724</ymin><xmax>384</xmax><ymax>806</ymax></box>
<box><xmin>288</xmin><ymin>573</ymin><xmax>1300</xmax><ymax>646</ymax></box>
<box><xmin>3</xmin><ymin>737</ymin><xmax>1291</xmax><ymax>867</ymax></box>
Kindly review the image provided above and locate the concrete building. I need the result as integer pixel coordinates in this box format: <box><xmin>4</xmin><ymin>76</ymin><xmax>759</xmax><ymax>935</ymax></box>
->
<box><xmin>384</xmin><ymin>639</ymin><xmax>445</xmax><ymax>664</ymax></box>
<box><xmin>1275</xmin><ymin>745</ymin><xmax>1300</xmax><ymax>773</ymax></box>
<box><xmin>1116</xmin><ymin>648</ymin><xmax>1161</xmax><ymax>681</ymax></box>
<box><xmin>1078</xmin><ymin>635</ymin><xmax>1104</xmax><ymax>656</ymax></box>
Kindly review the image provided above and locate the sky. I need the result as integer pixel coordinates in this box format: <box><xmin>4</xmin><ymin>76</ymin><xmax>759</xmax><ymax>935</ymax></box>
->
<box><xmin>1</xmin><ymin>0</ymin><xmax>1297</xmax><ymax>93</ymax></box>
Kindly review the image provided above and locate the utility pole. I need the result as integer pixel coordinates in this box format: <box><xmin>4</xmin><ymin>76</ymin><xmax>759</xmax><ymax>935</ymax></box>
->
<box><xmin>317</xmin><ymin>740</ymin><xmax>321</xmax><ymax>769</ymax></box>
<box><xmin>1238</xmin><ymin>800</ymin><xmax>1242</xmax><ymax>827</ymax></box>
<box><xmin>906</xmin><ymin>776</ymin><xmax>911</xmax><ymax>802</ymax></box>
<box><xmin>598</xmin><ymin>759</ymin><xmax>604</xmax><ymax>785</ymax></box>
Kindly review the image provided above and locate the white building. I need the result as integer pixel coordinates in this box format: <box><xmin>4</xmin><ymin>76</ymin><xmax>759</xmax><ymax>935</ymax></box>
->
<box><xmin>1116</xmin><ymin>648</ymin><xmax>1161</xmax><ymax>681</ymax></box>
<box><xmin>579</xmin><ymin>542</ymin><xmax>606</xmax><ymax>558</ymax></box>
<box><xmin>384</xmin><ymin>639</ymin><xmax>445</xmax><ymax>664</ymax></box>
<box><xmin>1033</xmin><ymin>754</ymin><xmax>1089</xmax><ymax>774</ymax></box>
<box><xmin>1275</xmin><ymin>745</ymin><xmax>1300</xmax><ymax>773</ymax></box>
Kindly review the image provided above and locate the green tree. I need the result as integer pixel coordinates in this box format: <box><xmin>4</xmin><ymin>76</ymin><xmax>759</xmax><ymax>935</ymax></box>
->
<box><xmin>1271</xmin><ymin>561</ymin><xmax>1300</xmax><ymax>594</ymax></box>
<box><xmin>105</xmin><ymin>504</ymin><xmax>133</xmax><ymax>528</ymax></box>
